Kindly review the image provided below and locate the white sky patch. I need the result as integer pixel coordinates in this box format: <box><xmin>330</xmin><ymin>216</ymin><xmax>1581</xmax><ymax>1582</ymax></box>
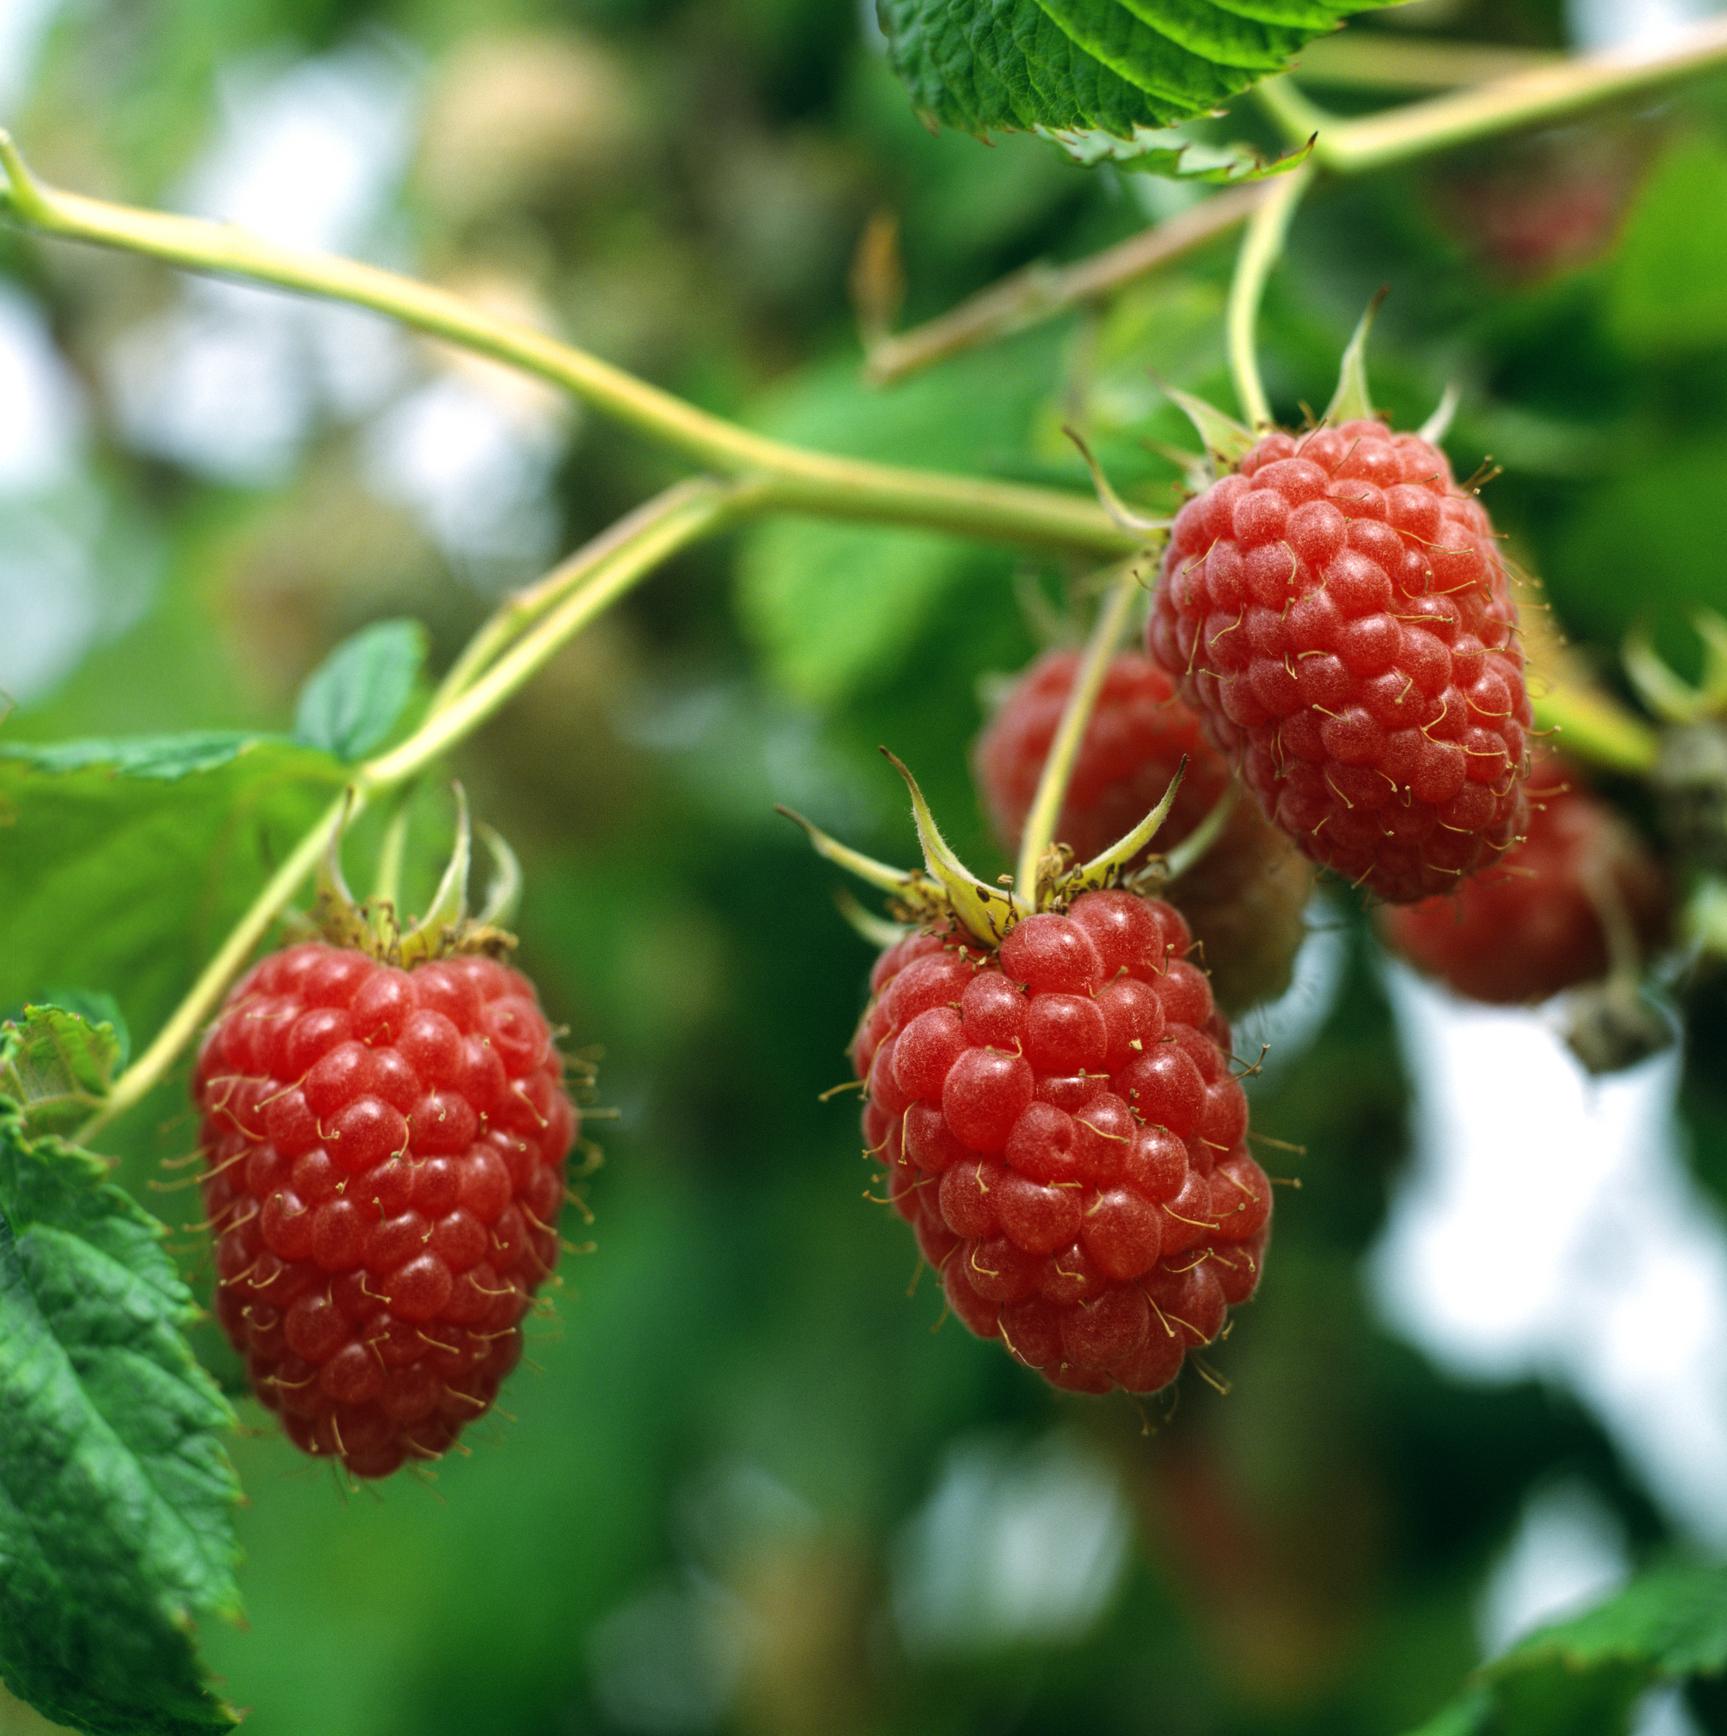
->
<box><xmin>1567</xmin><ymin>0</ymin><xmax>1718</xmax><ymax>54</ymax></box>
<box><xmin>892</xmin><ymin>1430</ymin><xmax>1131</xmax><ymax>1653</ymax></box>
<box><xmin>101</xmin><ymin>42</ymin><xmax>420</xmax><ymax>483</ymax></box>
<box><xmin>1372</xmin><ymin>966</ymin><xmax>1727</xmax><ymax>1546</ymax></box>
<box><xmin>0</xmin><ymin>0</ymin><xmax>65</xmax><ymax>111</ymax></box>
<box><xmin>361</xmin><ymin>372</ymin><xmax>564</xmax><ymax>579</ymax></box>
<box><xmin>0</xmin><ymin>285</ymin><xmax>85</xmax><ymax>489</ymax></box>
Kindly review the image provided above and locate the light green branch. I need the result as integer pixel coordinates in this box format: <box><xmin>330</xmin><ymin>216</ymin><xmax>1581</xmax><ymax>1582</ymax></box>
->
<box><xmin>0</xmin><ymin>132</ymin><xmax>1128</xmax><ymax>560</ymax></box>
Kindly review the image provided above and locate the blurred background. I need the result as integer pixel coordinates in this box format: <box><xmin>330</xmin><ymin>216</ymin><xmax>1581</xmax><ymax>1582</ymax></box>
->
<box><xmin>4</xmin><ymin>0</ymin><xmax>1727</xmax><ymax>1731</ymax></box>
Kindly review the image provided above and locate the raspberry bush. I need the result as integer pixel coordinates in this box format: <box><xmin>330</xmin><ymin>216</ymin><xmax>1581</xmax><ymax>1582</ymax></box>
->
<box><xmin>1</xmin><ymin>10</ymin><xmax>1722</xmax><ymax>1736</ymax></box>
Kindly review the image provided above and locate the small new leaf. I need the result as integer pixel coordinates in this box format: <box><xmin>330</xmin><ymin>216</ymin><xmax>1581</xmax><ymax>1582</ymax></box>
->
<box><xmin>0</xmin><ymin>1103</ymin><xmax>243</xmax><ymax>1735</ymax></box>
<box><xmin>0</xmin><ymin>1003</ymin><xmax>124</xmax><ymax>1137</ymax></box>
<box><xmin>293</xmin><ymin>618</ymin><xmax>428</xmax><ymax>761</ymax></box>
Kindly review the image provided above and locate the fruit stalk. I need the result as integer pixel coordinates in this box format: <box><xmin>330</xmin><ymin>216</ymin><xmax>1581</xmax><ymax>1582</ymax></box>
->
<box><xmin>1225</xmin><ymin>167</ymin><xmax>1311</xmax><ymax>430</ymax></box>
<box><xmin>1014</xmin><ymin>561</ymin><xmax>1151</xmax><ymax>903</ymax></box>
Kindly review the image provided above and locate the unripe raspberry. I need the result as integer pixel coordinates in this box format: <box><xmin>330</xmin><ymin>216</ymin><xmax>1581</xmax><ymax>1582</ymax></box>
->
<box><xmin>974</xmin><ymin>649</ymin><xmax>1313</xmax><ymax>1012</ymax></box>
<box><xmin>1148</xmin><ymin>420</ymin><xmax>1532</xmax><ymax>903</ymax></box>
<box><xmin>852</xmin><ymin>890</ymin><xmax>1270</xmax><ymax>1396</ymax></box>
<box><xmin>193</xmin><ymin>942</ymin><xmax>579</xmax><ymax>1478</ymax></box>
<box><xmin>1378</xmin><ymin>757</ymin><xmax>1669</xmax><ymax>1004</ymax></box>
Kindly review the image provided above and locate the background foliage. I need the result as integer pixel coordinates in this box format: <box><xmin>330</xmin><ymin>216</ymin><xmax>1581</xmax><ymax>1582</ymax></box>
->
<box><xmin>2</xmin><ymin>0</ymin><xmax>1727</xmax><ymax>1732</ymax></box>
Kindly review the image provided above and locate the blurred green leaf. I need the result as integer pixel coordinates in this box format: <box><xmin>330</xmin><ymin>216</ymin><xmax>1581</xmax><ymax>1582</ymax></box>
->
<box><xmin>876</xmin><ymin>0</ymin><xmax>1404</xmax><ymax>151</ymax></box>
<box><xmin>1406</xmin><ymin>1562</ymin><xmax>1727</xmax><ymax>1736</ymax></box>
<box><xmin>737</xmin><ymin>337</ymin><xmax>1063</xmax><ymax>704</ymax></box>
<box><xmin>0</xmin><ymin>1101</ymin><xmax>241</xmax><ymax>1736</ymax></box>
<box><xmin>292</xmin><ymin>619</ymin><xmax>428</xmax><ymax>761</ymax></box>
<box><xmin>1609</xmin><ymin>135</ymin><xmax>1727</xmax><ymax>358</ymax></box>
<box><xmin>0</xmin><ymin>1004</ymin><xmax>124</xmax><ymax>1137</ymax></box>
<box><xmin>0</xmin><ymin>740</ymin><xmax>342</xmax><ymax>1041</ymax></box>
<box><xmin>1553</xmin><ymin>439</ymin><xmax>1727</xmax><ymax>637</ymax></box>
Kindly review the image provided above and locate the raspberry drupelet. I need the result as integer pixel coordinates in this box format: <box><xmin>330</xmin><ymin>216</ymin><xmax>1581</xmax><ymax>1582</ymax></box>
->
<box><xmin>974</xmin><ymin>649</ymin><xmax>1314</xmax><ymax>1013</ymax></box>
<box><xmin>851</xmin><ymin>890</ymin><xmax>1270</xmax><ymax>1396</ymax></box>
<box><xmin>194</xmin><ymin>942</ymin><xmax>578</xmax><ymax>1479</ymax></box>
<box><xmin>1147</xmin><ymin>419</ymin><xmax>1532</xmax><ymax>903</ymax></box>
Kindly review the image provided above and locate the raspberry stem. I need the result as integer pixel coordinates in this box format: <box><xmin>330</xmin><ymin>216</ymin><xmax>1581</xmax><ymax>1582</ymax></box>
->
<box><xmin>1014</xmin><ymin>561</ymin><xmax>1151</xmax><ymax>903</ymax></box>
<box><xmin>1225</xmin><ymin>167</ymin><xmax>1311</xmax><ymax>430</ymax></box>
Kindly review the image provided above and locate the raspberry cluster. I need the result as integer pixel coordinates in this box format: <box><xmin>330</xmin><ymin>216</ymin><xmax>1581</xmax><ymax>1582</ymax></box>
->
<box><xmin>194</xmin><ymin>942</ymin><xmax>578</xmax><ymax>1478</ymax></box>
<box><xmin>852</xmin><ymin>891</ymin><xmax>1270</xmax><ymax>1395</ymax></box>
<box><xmin>1148</xmin><ymin>420</ymin><xmax>1532</xmax><ymax>903</ymax></box>
<box><xmin>974</xmin><ymin>649</ymin><xmax>1313</xmax><ymax>1012</ymax></box>
<box><xmin>1379</xmin><ymin>757</ymin><xmax>1669</xmax><ymax>1004</ymax></box>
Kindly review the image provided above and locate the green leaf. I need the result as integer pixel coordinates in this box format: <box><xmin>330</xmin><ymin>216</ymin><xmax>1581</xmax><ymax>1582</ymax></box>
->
<box><xmin>736</xmin><ymin>335</ymin><xmax>1062</xmax><ymax>705</ymax></box>
<box><xmin>1608</xmin><ymin>134</ymin><xmax>1727</xmax><ymax>358</ymax></box>
<box><xmin>0</xmin><ymin>1104</ymin><xmax>242</xmax><ymax>1735</ymax></box>
<box><xmin>876</xmin><ymin>0</ymin><xmax>1407</xmax><ymax>155</ymax></box>
<box><xmin>0</xmin><ymin>738</ymin><xmax>344</xmax><ymax>1047</ymax></box>
<box><xmin>1406</xmin><ymin>1563</ymin><xmax>1727</xmax><ymax>1736</ymax></box>
<box><xmin>0</xmin><ymin>1005</ymin><xmax>125</xmax><ymax>1137</ymax></box>
<box><xmin>1489</xmin><ymin>1561</ymin><xmax>1727</xmax><ymax>1685</ymax></box>
<box><xmin>0</xmin><ymin>732</ymin><xmax>285</xmax><ymax>780</ymax></box>
<box><xmin>292</xmin><ymin>618</ymin><xmax>428</xmax><ymax>761</ymax></box>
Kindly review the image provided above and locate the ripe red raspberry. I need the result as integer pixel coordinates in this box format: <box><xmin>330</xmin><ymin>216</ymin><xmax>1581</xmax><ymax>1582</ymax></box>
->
<box><xmin>1147</xmin><ymin>420</ymin><xmax>1532</xmax><ymax>903</ymax></box>
<box><xmin>974</xmin><ymin>649</ymin><xmax>1313</xmax><ymax>1012</ymax></box>
<box><xmin>852</xmin><ymin>890</ymin><xmax>1271</xmax><ymax>1396</ymax></box>
<box><xmin>975</xmin><ymin>649</ymin><xmax>1234</xmax><ymax>863</ymax></box>
<box><xmin>193</xmin><ymin>942</ymin><xmax>578</xmax><ymax>1478</ymax></box>
<box><xmin>1378</xmin><ymin>758</ymin><xmax>1669</xmax><ymax>1004</ymax></box>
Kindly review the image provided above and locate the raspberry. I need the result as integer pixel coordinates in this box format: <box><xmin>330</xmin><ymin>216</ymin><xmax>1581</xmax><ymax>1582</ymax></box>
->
<box><xmin>851</xmin><ymin>890</ymin><xmax>1270</xmax><ymax>1396</ymax></box>
<box><xmin>975</xmin><ymin>649</ymin><xmax>1234</xmax><ymax>864</ymax></box>
<box><xmin>1147</xmin><ymin>419</ymin><xmax>1532</xmax><ymax>903</ymax></box>
<box><xmin>974</xmin><ymin>649</ymin><xmax>1313</xmax><ymax>1012</ymax></box>
<box><xmin>193</xmin><ymin>941</ymin><xmax>578</xmax><ymax>1478</ymax></box>
<box><xmin>1378</xmin><ymin>757</ymin><xmax>1669</xmax><ymax>1004</ymax></box>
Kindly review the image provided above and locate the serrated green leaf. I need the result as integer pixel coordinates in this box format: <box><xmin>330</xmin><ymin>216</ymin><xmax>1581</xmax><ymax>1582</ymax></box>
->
<box><xmin>292</xmin><ymin>618</ymin><xmax>428</xmax><ymax>761</ymax></box>
<box><xmin>877</xmin><ymin>0</ymin><xmax>1408</xmax><ymax>161</ymax></box>
<box><xmin>0</xmin><ymin>1005</ymin><xmax>125</xmax><ymax>1137</ymax></box>
<box><xmin>0</xmin><ymin>740</ymin><xmax>344</xmax><ymax>1047</ymax></box>
<box><xmin>0</xmin><ymin>1106</ymin><xmax>242</xmax><ymax>1736</ymax></box>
